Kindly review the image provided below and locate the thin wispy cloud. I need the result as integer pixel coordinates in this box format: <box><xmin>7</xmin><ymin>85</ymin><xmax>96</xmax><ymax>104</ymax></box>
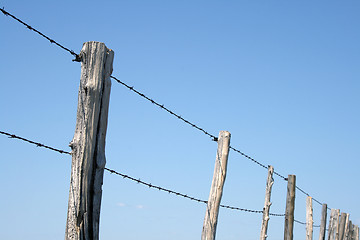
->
<box><xmin>116</xmin><ymin>202</ymin><xmax>126</xmax><ymax>207</ymax></box>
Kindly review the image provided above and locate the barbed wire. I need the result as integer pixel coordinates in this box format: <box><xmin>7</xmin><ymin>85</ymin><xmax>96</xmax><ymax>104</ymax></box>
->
<box><xmin>294</xmin><ymin>219</ymin><xmax>321</xmax><ymax>228</ymax></box>
<box><xmin>110</xmin><ymin>76</ymin><xmax>291</xmax><ymax>180</ymax></box>
<box><xmin>0</xmin><ymin>7</ymin><xmax>80</xmax><ymax>61</ymax></box>
<box><xmin>0</xmin><ymin>6</ymin><xmax>330</xmax><ymax>210</ymax></box>
<box><xmin>295</xmin><ymin>186</ymin><xmax>325</xmax><ymax>209</ymax></box>
<box><xmin>110</xmin><ymin>75</ymin><xmax>218</xmax><ymax>141</ymax></box>
<box><xmin>294</xmin><ymin>219</ymin><xmax>306</xmax><ymax>225</ymax></box>
<box><xmin>0</xmin><ymin>131</ymin><xmax>71</xmax><ymax>155</ymax></box>
<box><xmin>229</xmin><ymin>146</ymin><xmax>288</xmax><ymax>181</ymax></box>
<box><xmin>110</xmin><ymin>76</ymin><xmax>336</xmax><ymax>210</ymax></box>
<box><xmin>1</xmin><ymin>130</ymin><xmax>285</xmax><ymax>215</ymax></box>
<box><xmin>105</xmin><ymin>167</ymin><xmax>282</xmax><ymax>215</ymax></box>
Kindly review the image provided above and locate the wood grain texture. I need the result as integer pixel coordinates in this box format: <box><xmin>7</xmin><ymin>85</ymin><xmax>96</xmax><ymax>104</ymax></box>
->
<box><xmin>353</xmin><ymin>225</ymin><xmax>359</xmax><ymax>240</ymax></box>
<box><xmin>339</xmin><ymin>213</ymin><xmax>348</xmax><ymax>240</ymax></box>
<box><xmin>260</xmin><ymin>165</ymin><xmax>274</xmax><ymax>240</ymax></box>
<box><xmin>65</xmin><ymin>41</ymin><xmax>114</xmax><ymax>240</ymax></box>
<box><xmin>201</xmin><ymin>131</ymin><xmax>231</xmax><ymax>240</ymax></box>
<box><xmin>306</xmin><ymin>197</ymin><xmax>314</xmax><ymax>240</ymax></box>
<box><xmin>319</xmin><ymin>204</ymin><xmax>327</xmax><ymax>240</ymax></box>
<box><xmin>284</xmin><ymin>175</ymin><xmax>296</xmax><ymax>240</ymax></box>
<box><xmin>328</xmin><ymin>209</ymin><xmax>340</xmax><ymax>240</ymax></box>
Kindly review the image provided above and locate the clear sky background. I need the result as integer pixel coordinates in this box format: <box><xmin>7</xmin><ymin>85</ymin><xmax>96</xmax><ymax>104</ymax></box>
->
<box><xmin>0</xmin><ymin>1</ymin><xmax>359</xmax><ymax>239</ymax></box>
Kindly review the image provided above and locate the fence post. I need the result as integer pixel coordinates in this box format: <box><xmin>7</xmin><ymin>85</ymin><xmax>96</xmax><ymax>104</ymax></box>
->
<box><xmin>319</xmin><ymin>204</ymin><xmax>327</xmax><ymax>240</ymax></box>
<box><xmin>260</xmin><ymin>165</ymin><xmax>274</xmax><ymax>240</ymax></box>
<box><xmin>343</xmin><ymin>214</ymin><xmax>350</xmax><ymax>240</ymax></box>
<box><xmin>65</xmin><ymin>41</ymin><xmax>114</xmax><ymax>240</ymax></box>
<box><xmin>201</xmin><ymin>131</ymin><xmax>231</xmax><ymax>240</ymax></box>
<box><xmin>345</xmin><ymin>221</ymin><xmax>354</xmax><ymax>240</ymax></box>
<box><xmin>354</xmin><ymin>225</ymin><xmax>359</xmax><ymax>240</ymax></box>
<box><xmin>335</xmin><ymin>209</ymin><xmax>341</xmax><ymax>240</ymax></box>
<box><xmin>284</xmin><ymin>175</ymin><xmax>296</xmax><ymax>240</ymax></box>
<box><xmin>306</xmin><ymin>196</ymin><xmax>314</xmax><ymax>240</ymax></box>
<box><xmin>339</xmin><ymin>213</ymin><xmax>349</xmax><ymax>240</ymax></box>
<box><xmin>328</xmin><ymin>209</ymin><xmax>341</xmax><ymax>240</ymax></box>
<box><xmin>328</xmin><ymin>209</ymin><xmax>335</xmax><ymax>240</ymax></box>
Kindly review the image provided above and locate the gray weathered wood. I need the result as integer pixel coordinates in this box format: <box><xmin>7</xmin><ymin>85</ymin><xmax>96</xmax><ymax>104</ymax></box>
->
<box><xmin>284</xmin><ymin>175</ymin><xmax>296</xmax><ymax>240</ymax></box>
<box><xmin>319</xmin><ymin>204</ymin><xmax>327</xmax><ymax>240</ymax></box>
<box><xmin>328</xmin><ymin>209</ymin><xmax>340</xmax><ymax>240</ymax></box>
<box><xmin>339</xmin><ymin>213</ymin><xmax>348</xmax><ymax>240</ymax></box>
<box><xmin>347</xmin><ymin>221</ymin><xmax>353</xmax><ymax>240</ymax></box>
<box><xmin>354</xmin><ymin>225</ymin><xmax>359</xmax><ymax>240</ymax></box>
<box><xmin>65</xmin><ymin>41</ymin><xmax>114</xmax><ymax>240</ymax></box>
<box><xmin>306</xmin><ymin>196</ymin><xmax>314</xmax><ymax>240</ymax></box>
<box><xmin>343</xmin><ymin>215</ymin><xmax>350</xmax><ymax>240</ymax></box>
<box><xmin>328</xmin><ymin>209</ymin><xmax>335</xmax><ymax>240</ymax></box>
<box><xmin>201</xmin><ymin>131</ymin><xmax>231</xmax><ymax>240</ymax></box>
<box><xmin>260</xmin><ymin>165</ymin><xmax>274</xmax><ymax>240</ymax></box>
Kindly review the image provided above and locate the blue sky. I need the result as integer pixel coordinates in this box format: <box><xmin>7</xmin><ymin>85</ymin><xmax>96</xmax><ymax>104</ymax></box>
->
<box><xmin>1</xmin><ymin>1</ymin><xmax>359</xmax><ymax>239</ymax></box>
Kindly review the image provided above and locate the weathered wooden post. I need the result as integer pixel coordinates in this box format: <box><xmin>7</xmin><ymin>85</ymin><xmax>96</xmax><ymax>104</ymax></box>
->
<box><xmin>345</xmin><ymin>220</ymin><xmax>354</xmax><ymax>240</ymax></box>
<box><xmin>260</xmin><ymin>165</ymin><xmax>274</xmax><ymax>240</ymax></box>
<box><xmin>343</xmin><ymin>214</ymin><xmax>350</xmax><ymax>240</ymax></box>
<box><xmin>306</xmin><ymin>196</ymin><xmax>314</xmax><ymax>240</ymax></box>
<box><xmin>328</xmin><ymin>209</ymin><xmax>335</xmax><ymax>240</ymax></box>
<box><xmin>201</xmin><ymin>131</ymin><xmax>231</xmax><ymax>240</ymax></box>
<box><xmin>65</xmin><ymin>41</ymin><xmax>114</xmax><ymax>240</ymax></box>
<box><xmin>319</xmin><ymin>204</ymin><xmax>327</xmax><ymax>240</ymax></box>
<box><xmin>328</xmin><ymin>209</ymin><xmax>340</xmax><ymax>240</ymax></box>
<box><xmin>284</xmin><ymin>175</ymin><xmax>296</xmax><ymax>240</ymax></box>
<box><xmin>354</xmin><ymin>225</ymin><xmax>359</xmax><ymax>240</ymax></box>
<box><xmin>339</xmin><ymin>213</ymin><xmax>349</xmax><ymax>240</ymax></box>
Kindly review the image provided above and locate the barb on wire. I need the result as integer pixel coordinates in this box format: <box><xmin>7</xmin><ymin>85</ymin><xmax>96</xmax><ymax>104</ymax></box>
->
<box><xmin>0</xmin><ymin>7</ymin><xmax>80</xmax><ymax>61</ymax></box>
<box><xmin>0</xmin><ymin>130</ymin><xmax>71</xmax><ymax>155</ymax></box>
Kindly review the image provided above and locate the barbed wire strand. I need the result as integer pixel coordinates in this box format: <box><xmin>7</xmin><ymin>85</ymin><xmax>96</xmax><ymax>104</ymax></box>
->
<box><xmin>295</xmin><ymin>186</ymin><xmax>324</xmax><ymax>208</ymax></box>
<box><xmin>0</xmin><ymin>131</ymin><xmax>71</xmax><ymax>155</ymax></box>
<box><xmin>0</xmin><ymin>6</ymin><xmax>328</xmax><ymax>209</ymax></box>
<box><xmin>110</xmin><ymin>76</ymin><xmax>290</xmax><ymax>179</ymax></box>
<box><xmin>0</xmin><ymin>7</ymin><xmax>80</xmax><ymax>61</ymax></box>
<box><xmin>110</xmin><ymin>75</ymin><xmax>218</xmax><ymax>141</ymax></box>
<box><xmin>294</xmin><ymin>219</ymin><xmax>321</xmax><ymax>228</ymax></box>
<box><xmin>105</xmin><ymin>167</ymin><xmax>283</xmax><ymax>215</ymax></box>
<box><xmin>0</xmin><ymin>130</ymin><xmax>285</xmax><ymax>216</ymax></box>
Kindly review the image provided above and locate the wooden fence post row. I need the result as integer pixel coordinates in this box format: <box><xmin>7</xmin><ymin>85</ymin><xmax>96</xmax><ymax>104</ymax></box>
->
<box><xmin>201</xmin><ymin>131</ymin><xmax>231</xmax><ymax>240</ymax></box>
<box><xmin>65</xmin><ymin>41</ymin><xmax>114</xmax><ymax>240</ymax></box>
<box><xmin>62</xmin><ymin>42</ymin><xmax>360</xmax><ymax>240</ymax></box>
<box><xmin>260</xmin><ymin>165</ymin><xmax>274</xmax><ymax>240</ymax></box>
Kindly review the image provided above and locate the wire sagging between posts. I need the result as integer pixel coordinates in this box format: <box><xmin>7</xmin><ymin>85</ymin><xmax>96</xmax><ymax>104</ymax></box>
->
<box><xmin>0</xmin><ymin>130</ymin><xmax>285</xmax><ymax>216</ymax></box>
